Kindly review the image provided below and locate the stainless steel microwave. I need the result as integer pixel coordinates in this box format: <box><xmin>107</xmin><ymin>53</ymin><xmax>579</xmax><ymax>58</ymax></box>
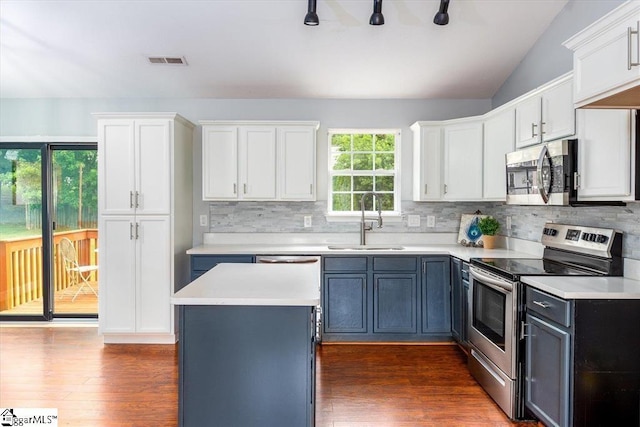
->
<box><xmin>505</xmin><ymin>139</ymin><xmax>577</xmax><ymax>206</ymax></box>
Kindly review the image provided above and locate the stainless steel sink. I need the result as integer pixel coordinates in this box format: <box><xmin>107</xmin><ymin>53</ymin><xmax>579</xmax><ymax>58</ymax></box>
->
<box><xmin>327</xmin><ymin>244</ymin><xmax>405</xmax><ymax>251</ymax></box>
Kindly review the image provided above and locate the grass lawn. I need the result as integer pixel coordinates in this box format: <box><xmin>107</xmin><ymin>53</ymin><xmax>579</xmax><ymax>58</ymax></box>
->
<box><xmin>0</xmin><ymin>223</ymin><xmax>43</xmax><ymax>240</ymax></box>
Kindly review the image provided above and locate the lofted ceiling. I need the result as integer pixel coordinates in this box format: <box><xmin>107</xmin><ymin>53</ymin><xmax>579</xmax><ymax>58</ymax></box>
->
<box><xmin>0</xmin><ymin>0</ymin><xmax>568</xmax><ymax>99</ymax></box>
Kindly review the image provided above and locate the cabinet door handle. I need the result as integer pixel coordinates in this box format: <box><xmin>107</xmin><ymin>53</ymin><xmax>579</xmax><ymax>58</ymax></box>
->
<box><xmin>135</xmin><ymin>191</ymin><xmax>140</xmax><ymax>208</ymax></box>
<box><xmin>628</xmin><ymin>22</ymin><xmax>639</xmax><ymax>70</ymax></box>
<box><xmin>244</xmin><ymin>184</ymin><xmax>247</xmax><ymax>194</ymax></box>
<box><xmin>233</xmin><ymin>183</ymin><xmax>237</xmax><ymax>194</ymax></box>
<box><xmin>531</xmin><ymin>123</ymin><xmax>538</xmax><ymax>138</ymax></box>
<box><xmin>129</xmin><ymin>222</ymin><xmax>134</xmax><ymax>240</ymax></box>
<box><xmin>533</xmin><ymin>300</ymin><xmax>551</xmax><ymax>309</ymax></box>
<box><xmin>135</xmin><ymin>222</ymin><xmax>140</xmax><ymax>240</ymax></box>
<box><xmin>310</xmin><ymin>184</ymin><xmax>313</xmax><ymax>194</ymax></box>
<box><xmin>422</xmin><ymin>261</ymin><xmax>426</xmax><ymax>275</ymax></box>
<box><xmin>540</xmin><ymin>121</ymin><xmax>546</xmax><ymax>135</ymax></box>
<box><xmin>520</xmin><ymin>321</ymin><xmax>530</xmax><ymax>340</ymax></box>
<box><xmin>424</xmin><ymin>184</ymin><xmax>427</xmax><ymax>195</ymax></box>
<box><xmin>443</xmin><ymin>184</ymin><xmax>448</xmax><ymax>194</ymax></box>
<box><xmin>573</xmin><ymin>172</ymin><xmax>580</xmax><ymax>190</ymax></box>
<box><xmin>130</xmin><ymin>191</ymin><xmax>134</xmax><ymax>209</ymax></box>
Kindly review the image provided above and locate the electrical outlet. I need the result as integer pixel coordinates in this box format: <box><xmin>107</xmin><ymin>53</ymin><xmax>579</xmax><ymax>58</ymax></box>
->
<box><xmin>304</xmin><ymin>215</ymin><xmax>312</xmax><ymax>228</ymax></box>
<box><xmin>199</xmin><ymin>214</ymin><xmax>208</xmax><ymax>227</ymax></box>
<box><xmin>407</xmin><ymin>215</ymin><xmax>420</xmax><ymax>227</ymax></box>
<box><xmin>506</xmin><ymin>216</ymin><xmax>512</xmax><ymax>230</ymax></box>
<box><xmin>427</xmin><ymin>216</ymin><xmax>436</xmax><ymax>228</ymax></box>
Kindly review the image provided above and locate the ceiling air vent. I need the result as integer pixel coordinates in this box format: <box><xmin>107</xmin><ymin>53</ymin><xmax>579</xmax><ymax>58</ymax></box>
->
<box><xmin>147</xmin><ymin>56</ymin><xmax>188</xmax><ymax>65</ymax></box>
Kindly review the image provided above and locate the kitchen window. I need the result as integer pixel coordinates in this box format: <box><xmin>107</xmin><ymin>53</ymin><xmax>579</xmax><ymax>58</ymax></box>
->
<box><xmin>327</xmin><ymin>129</ymin><xmax>400</xmax><ymax>217</ymax></box>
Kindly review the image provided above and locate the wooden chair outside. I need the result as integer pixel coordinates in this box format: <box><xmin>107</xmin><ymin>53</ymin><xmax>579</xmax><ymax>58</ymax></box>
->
<box><xmin>59</xmin><ymin>237</ymin><xmax>98</xmax><ymax>301</ymax></box>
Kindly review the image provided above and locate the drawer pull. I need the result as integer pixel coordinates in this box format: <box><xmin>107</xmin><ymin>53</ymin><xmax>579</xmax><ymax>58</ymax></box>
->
<box><xmin>533</xmin><ymin>300</ymin><xmax>551</xmax><ymax>309</ymax></box>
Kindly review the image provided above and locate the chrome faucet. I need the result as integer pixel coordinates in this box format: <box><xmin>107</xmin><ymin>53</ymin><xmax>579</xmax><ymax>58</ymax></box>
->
<box><xmin>360</xmin><ymin>192</ymin><xmax>383</xmax><ymax>245</ymax></box>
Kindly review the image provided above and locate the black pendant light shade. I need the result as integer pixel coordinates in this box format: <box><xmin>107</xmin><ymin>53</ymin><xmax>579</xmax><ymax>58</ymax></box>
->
<box><xmin>433</xmin><ymin>0</ymin><xmax>450</xmax><ymax>25</ymax></box>
<box><xmin>369</xmin><ymin>0</ymin><xmax>384</xmax><ymax>25</ymax></box>
<box><xmin>304</xmin><ymin>0</ymin><xmax>319</xmax><ymax>26</ymax></box>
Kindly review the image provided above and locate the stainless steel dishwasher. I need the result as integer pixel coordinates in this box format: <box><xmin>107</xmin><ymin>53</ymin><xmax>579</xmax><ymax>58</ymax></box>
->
<box><xmin>255</xmin><ymin>255</ymin><xmax>322</xmax><ymax>342</ymax></box>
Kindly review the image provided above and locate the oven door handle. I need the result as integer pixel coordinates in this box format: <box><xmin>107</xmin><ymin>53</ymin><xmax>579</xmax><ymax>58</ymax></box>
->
<box><xmin>469</xmin><ymin>266</ymin><xmax>513</xmax><ymax>293</ymax></box>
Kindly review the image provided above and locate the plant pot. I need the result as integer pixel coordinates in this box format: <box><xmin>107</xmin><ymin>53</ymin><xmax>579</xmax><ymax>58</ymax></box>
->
<box><xmin>482</xmin><ymin>235</ymin><xmax>497</xmax><ymax>249</ymax></box>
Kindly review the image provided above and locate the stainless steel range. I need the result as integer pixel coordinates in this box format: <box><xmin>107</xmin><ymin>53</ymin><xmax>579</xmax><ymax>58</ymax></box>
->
<box><xmin>467</xmin><ymin>223</ymin><xmax>623</xmax><ymax>420</ymax></box>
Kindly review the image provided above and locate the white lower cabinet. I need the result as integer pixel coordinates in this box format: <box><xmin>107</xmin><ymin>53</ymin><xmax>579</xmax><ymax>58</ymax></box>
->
<box><xmin>100</xmin><ymin>216</ymin><xmax>171</xmax><ymax>337</ymax></box>
<box><xmin>443</xmin><ymin>121</ymin><xmax>484</xmax><ymax>201</ymax></box>
<box><xmin>576</xmin><ymin>109</ymin><xmax>636</xmax><ymax>200</ymax></box>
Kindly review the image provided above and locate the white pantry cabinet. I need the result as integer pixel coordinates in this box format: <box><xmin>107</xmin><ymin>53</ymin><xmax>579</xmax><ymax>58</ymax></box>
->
<box><xmin>411</xmin><ymin>122</ymin><xmax>443</xmax><ymax>201</ymax></box>
<box><xmin>576</xmin><ymin>109</ymin><xmax>636</xmax><ymax>200</ymax></box>
<box><xmin>515</xmin><ymin>76</ymin><xmax>575</xmax><ymax>148</ymax></box>
<box><xmin>201</xmin><ymin>121</ymin><xmax>319</xmax><ymax>201</ymax></box>
<box><xmin>442</xmin><ymin>120</ymin><xmax>484</xmax><ymax>201</ymax></box>
<box><xmin>95</xmin><ymin>113</ymin><xmax>194</xmax><ymax>344</ymax></box>
<box><xmin>564</xmin><ymin>1</ymin><xmax>640</xmax><ymax>108</ymax></box>
<box><xmin>483</xmin><ymin>108</ymin><xmax>515</xmax><ymax>200</ymax></box>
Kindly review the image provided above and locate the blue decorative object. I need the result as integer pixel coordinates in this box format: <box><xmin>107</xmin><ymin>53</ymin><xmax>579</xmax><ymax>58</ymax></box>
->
<box><xmin>457</xmin><ymin>213</ymin><xmax>488</xmax><ymax>246</ymax></box>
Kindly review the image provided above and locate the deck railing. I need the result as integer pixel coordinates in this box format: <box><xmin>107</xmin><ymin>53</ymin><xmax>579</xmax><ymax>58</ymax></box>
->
<box><xmin>0</xmin><ymin>229</ymin><xmax>98</xmax><ymax>311</ymax></box>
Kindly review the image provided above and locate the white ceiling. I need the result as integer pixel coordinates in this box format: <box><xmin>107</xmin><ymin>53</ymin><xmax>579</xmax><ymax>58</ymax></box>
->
<box><xmin>0</xmin><ymin>0</ymin><xmax>568</xmax><ymax>99</ymax></box>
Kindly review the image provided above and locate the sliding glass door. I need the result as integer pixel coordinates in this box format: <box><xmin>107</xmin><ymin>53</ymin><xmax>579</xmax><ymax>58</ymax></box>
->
<box><xmin>0</xmin><ymin>142</ymin><xmax>97</xmax><ymax>320</ymax></box>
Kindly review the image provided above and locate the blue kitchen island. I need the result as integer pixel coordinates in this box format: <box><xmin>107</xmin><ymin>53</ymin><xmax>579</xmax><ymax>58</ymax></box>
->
<box><xmin>171</xmin><ymin>263</ymin><xmax>320</xmax><ymax>427</ymax></box>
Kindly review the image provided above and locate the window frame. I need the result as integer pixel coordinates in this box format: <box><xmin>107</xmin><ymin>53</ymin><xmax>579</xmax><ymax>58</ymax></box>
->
<box><xmin>326</xmin><ymin>128</ymin><xmax>401</xmax><ymax>219</ymax></box>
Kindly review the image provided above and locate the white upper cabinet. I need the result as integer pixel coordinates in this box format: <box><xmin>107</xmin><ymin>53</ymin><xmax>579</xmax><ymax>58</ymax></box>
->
<box><xmin>202</xmin><ymin>126</ymin><xmax>238</xmax><ymax>199</ymax></box>
<box><xmin>483</xmin><ymin>108</ymin><xmax>515</xmax><ymax>200</ymax></box>
<box><xmin>239</xmin><ymin>126</ymin><xmax>277</xmax><ymax>200</ymax></box>
<box><xmin>278</xmin><ymin>126</ymin><xmax>317</xmax><ymax>200</ymax></box>
<box><xmin>201</xmin><ymin>121</ymin><xmax>319</xmax><ymax>201</ymax></box>
<box><xmin>411</xmin><ymin>122</ymin><xmax>443</xmax><ymax>201</ymax></box>
<box><xmin>442</xmin><ymin>121</ymin><xmax>484</xmax><ymax>201</ymax></box>
<box><xmin>98</xmin><ymin>119</ymin><xmax>171</xmax><ymax>215</ymax></box>
<box><xmin>515</xmin><ymin>76</ymin><xmax>575</xmax><ymax>148</ymax></box>
<box><xmin>576</xmin><ymin>109</ymin><xmax>635</xmax><ymax>200</ymax></box>
<box><xmin>564</xmin><ymin>1</ymin><xmax>640</xmax><ymax>108</ymax></box>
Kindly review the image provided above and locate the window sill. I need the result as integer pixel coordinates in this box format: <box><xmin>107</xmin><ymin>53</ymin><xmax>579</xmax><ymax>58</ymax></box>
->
<box><xmin>324</xmin><ymin>212</ymin><xmax>403</xmax><ymax>223</ymax></box>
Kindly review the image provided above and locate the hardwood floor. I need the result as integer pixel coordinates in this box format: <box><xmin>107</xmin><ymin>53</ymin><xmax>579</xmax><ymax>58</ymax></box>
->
<box><xmin>0</xmin><ymin>327</ymin><xmax>534</xmax><ymax>426</ymax></box>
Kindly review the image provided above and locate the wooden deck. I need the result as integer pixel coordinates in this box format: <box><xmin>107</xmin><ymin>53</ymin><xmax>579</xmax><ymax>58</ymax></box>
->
<box><xmin>0</xmin><ymin>327</ymin><xmax>535</xmax><ymax>426</ymax></box>
<box><xmin>0</xmin><ymin>282</ymin><xmax>98</xmax><ymax>316</ymax></box>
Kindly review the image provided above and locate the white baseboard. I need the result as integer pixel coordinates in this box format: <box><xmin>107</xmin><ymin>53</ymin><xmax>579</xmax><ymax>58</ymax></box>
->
<box><xmin>102</xmin><ymin>333</ymin><xmax>177</xmax><ymax>344</ymax></box>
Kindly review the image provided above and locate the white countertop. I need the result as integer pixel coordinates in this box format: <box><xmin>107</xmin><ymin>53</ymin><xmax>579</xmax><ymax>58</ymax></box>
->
<box><xmin>171</xmin><ymin>263</ymin><xmax>320</xmax><ymax>306</ymax></box>
<box><xmin>522</xmin><ymin>276</ymin><xmax>640</xmax><ymax>300</ymax></box>
<box><xmin>186</xmin><ymin>243</ymin><xmax>536</xmax><ymax>262</ymax></box>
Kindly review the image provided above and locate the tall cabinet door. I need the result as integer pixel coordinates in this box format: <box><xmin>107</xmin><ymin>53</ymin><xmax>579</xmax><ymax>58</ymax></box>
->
<box><xmin>577</xmin><ymin>109</ymin><xmax>633</xmax><ymax>199</ymax></box>
<box><xmin>136</xmin><ymin>120</ymin><xmax>172</xmax><ymax>214</ymax></box>
<box><xmin>99</xmin><ymin>216</ymin><xmax>136</xmax><ymax>333</ymax></box>
<box><xmin>442</xmin><ymin>122</ymin><xmax>483</xmax><ymax>200</ymax></box>
<box><xmin>483</xmin><ymin>109</ymin><xmax>515</xmax><ymax>200</ymax></box>
<box><xmin>240</xmin><ymin>127</ymin><xmax>277</xmax><ymax>199</ymax></box>
<box><xmin>98</xmin><ymin>120</ymin><xmax>136</xmax><ymax>215</ymax></box>
<box><xmin>136</xmin><ymin>216</ymin><xmax>172</xmax><ymax>333</ymax></box>
<box><xmin>202</xmin><ymin>126</ymin><xmax>238</xmax><ymax>200</ymax></box>
<box><xmin>278</xmin><ymin>126</ymin><xmax>316</xmax><ymax>200</ymax></box>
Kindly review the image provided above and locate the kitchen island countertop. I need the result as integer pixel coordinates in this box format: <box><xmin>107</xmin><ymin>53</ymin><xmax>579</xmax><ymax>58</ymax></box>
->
<box><xmin>171</xmin><ymin>262</ymin><xmax>320</xmax><ymax>306</ymax></box>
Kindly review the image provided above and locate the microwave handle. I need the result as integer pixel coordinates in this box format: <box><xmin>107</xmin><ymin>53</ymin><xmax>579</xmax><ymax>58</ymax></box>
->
<box><xmin>536</xmin><ymin>145</ymin><xmax>550</xmax><ymax>204</ymax></box>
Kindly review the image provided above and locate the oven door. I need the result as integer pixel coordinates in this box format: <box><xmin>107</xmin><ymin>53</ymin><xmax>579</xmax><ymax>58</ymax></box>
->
<box><xmin>468</xmin><ymin>266</ymin><xmax>517</xmax><ymax>379</ymax></box>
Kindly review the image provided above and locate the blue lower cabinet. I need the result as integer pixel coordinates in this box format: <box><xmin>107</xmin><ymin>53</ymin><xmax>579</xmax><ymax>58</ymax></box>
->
<box><xmin>189</xmin><ymin>255</ymin><xmax>254</xmax><ymax>281</ymax></box>
<box><xmin>179</xmin><ymin>305</ymin><xmax>315</xmax><ymax>427</ymax></box>
<box><xmin>322</xmin><ymin>255</ymin><xmax>450</xmax><ymax>342</ymax></box>
<box><xmin>421</xmin><ymin>256</ymin><xmax>451</xmax><ymax>334</ymax></box>
<box><xmin>323</xmin><ymin>274</ymin><xmax>367</xmax><ymax>333</ymax></box>
<box><xmin>373</xmin><ymin>274</ymin><xmax>417</xmax><ymax>333</ymax></box>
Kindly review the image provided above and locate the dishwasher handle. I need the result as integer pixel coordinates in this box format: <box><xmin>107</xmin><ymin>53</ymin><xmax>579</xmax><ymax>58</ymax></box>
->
<box><xmin>256</xmin><ymin>256</ymin><xmax>320</xmax><ymax>264</ymax></box>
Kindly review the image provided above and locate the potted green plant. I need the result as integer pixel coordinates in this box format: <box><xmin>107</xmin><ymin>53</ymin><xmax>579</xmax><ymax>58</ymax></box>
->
<box><xmin>478</xmin><ymin>216</ymin><xmax>500</xmax><ymax>249</ymax></box>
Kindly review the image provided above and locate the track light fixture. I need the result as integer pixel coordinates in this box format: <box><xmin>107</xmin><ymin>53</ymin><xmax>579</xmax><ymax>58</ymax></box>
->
<box><xmin>369</xmin><ymin>0</ymin><xmax>384</xmax><ymax>26</ymax></box>
<box><xmin>433</xmin><ymin>0</ymin><xmax>450</xmax><ymax>25</ymax></box>
<box><xmin>304</xmin><ymin>0</ymin><xmax>319</xmax><ymax>26</ymax></box>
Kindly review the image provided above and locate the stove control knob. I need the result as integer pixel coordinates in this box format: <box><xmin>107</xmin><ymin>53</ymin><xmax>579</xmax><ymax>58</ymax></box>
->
<box><xmin>589</xmin><ymin>234</ymin><xmax>597</xmax><ymax>242</ymax></box>
<box><xmin>581</xmin><ymin>233</ymin><xmax>589</xmax><ymax>241</ymax></box>
<box><xmin>596</xmin><ymin>234</ymin><xmax>609</xmax><ymax>244</ymax></box>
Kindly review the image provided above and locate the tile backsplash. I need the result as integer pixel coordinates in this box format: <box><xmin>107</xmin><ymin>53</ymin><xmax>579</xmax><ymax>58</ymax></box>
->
<box><xmin>207</xmin><ymin>201</ymin><xmax>640</xmax><ymax>260</ymax></box>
